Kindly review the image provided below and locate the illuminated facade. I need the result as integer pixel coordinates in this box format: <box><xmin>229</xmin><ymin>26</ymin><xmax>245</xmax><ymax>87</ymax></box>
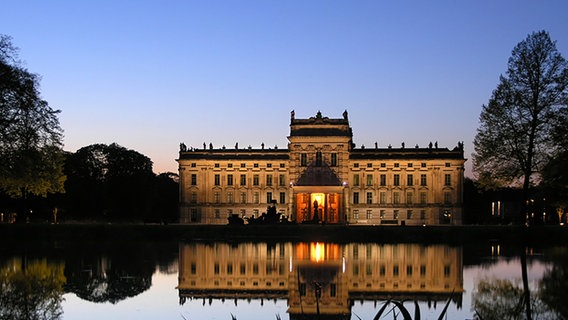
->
<box><xmin>178</xmin><ymin>242</ymin><xmax>464</xmax><ymax>318</ymax></box>
<box><xmin>177</xmin><ymin>111</ymin><xmax>465</xmax><ymax>225</ymax></box>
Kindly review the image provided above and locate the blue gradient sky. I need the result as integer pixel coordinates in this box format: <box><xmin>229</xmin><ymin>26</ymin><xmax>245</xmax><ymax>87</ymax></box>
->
<box><xmin>2</xmin><ymin>1</ymin><xmax>567</xmax><ymax>176</ymax></box>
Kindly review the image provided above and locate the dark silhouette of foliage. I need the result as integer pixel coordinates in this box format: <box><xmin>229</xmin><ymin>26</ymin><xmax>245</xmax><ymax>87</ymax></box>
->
<box><xmin>0</xmin><ymin>34</ymin><xmax>65</xmax><ymax>202</ymax></box>
<box><xmin>473</xmin><ymin>30</ymin><xmax>568</xmax><ymax>224</ymax></box>
<box><xmin>63</xmin><ymin>143</ymin><xmax>155</xmax><ymax>220</ymax></box>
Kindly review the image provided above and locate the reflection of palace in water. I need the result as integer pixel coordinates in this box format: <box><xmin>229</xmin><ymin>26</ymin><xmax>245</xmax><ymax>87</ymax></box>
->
<box><xmin>178</xmin><ymin>242</ymin><xmax>463</xmax><ymax>318</ymax></box>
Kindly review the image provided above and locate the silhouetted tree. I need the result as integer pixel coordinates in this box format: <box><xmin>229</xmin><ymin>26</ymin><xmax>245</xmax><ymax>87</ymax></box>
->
<box><xmin>0</xmin><ymin>35</ymin><xmax>65</xmax><ymax>212</ymax></box>
<box><xmin>473</xmin><ymin>30</ymin><xmax>568</xmax><ymax>224</ymax></box>
<box><xmin>64</xmin><ymin>143</ymin><xmax>154</xmax><ymax>220</ymax></box>
<box><xmin>149</xmin><ymin>172</ymin><xmax>179</xmax><ymax>223</ymax></box>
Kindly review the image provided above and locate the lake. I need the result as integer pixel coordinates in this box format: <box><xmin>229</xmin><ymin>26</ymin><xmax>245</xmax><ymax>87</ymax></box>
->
<box><xmin>0</xmin><ymin>225</ymin><xmax>566</xmax><ymax>319</ymax></box>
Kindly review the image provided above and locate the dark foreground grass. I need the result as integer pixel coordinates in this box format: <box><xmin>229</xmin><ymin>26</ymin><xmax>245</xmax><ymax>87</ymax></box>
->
<box><xmin>1</xmin><ymin>223</ymin><xmax>566</xmax><ymax>245</ymax></box>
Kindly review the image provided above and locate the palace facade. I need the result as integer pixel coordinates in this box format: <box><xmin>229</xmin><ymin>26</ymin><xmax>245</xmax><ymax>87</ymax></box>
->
<box><xmin>177</xmin><ymin>111</ymin><xmax>465</xmax><ymax>225</ymax></box>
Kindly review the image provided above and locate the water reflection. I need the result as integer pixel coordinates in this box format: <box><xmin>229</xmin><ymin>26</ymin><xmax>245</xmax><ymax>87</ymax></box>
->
<box><xmin>0</xmin><ymin>258</ymin><xmax>65</xmax><ymax>320</ymax></box>
<box><xmin>178</xmin><ymin>242</ymin><xmax>463</xmax><ymax>318</ymax></box>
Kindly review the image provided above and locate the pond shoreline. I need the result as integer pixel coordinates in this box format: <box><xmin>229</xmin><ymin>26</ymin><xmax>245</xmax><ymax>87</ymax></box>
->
<box><xmin>1</xmin><ymin>223</ymin><xmax>566</xmax><ymax>245</ymax></box>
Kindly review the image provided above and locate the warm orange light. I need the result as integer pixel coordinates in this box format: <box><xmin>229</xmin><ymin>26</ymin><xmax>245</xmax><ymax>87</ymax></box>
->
<box><xmin>311</xmin><ymin>242</ymin><xmax>325</xmax><ymax>262</ymax></box>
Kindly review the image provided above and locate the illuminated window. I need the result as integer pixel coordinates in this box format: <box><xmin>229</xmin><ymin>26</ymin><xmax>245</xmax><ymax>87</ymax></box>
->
<box><xmin>353</xmin><ymin>210</ymin><xmax>359</xmax><ymax>220</ymax></box>
<box><xmin>380</xmin><ymin>210</ymin><xmax>385</xmax><ymax>219</ymax></box>
<box><xmin>366</xmin><ymin>192</ymin><xmax>373</xmax><ymax>204</ymax></box>
<box><xmin>394</xmin><ymin>210</ymin><xmax>399</xmax><ymax>219</ymax></box>
<box><xmin>253</xmin><ymin>192</ymin><xmax>259</xmax><ymax>204</ymax></box>
<box><xmin>214</xmin><ymin>209</ymin><xmax>221</xmax><ymax>218</ymax></box>
<box><xmin>366</xmin><ymin>210</ymin><xmax>372</xmax><ymax>219</ymax></box>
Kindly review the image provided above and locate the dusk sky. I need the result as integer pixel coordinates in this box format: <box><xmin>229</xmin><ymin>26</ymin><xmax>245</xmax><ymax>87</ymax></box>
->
<box><xmin>2</xmin><ymin>1</ymin><xmax>567</xmax><ymax>176</ymax></box>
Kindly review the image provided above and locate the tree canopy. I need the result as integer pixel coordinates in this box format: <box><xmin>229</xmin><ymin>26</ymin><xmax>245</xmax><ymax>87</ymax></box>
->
<box><xmin>473</xmin><ymin>30</ymin><xmax>568</xmax><ymax>221</ymax></box>
<box><xmin>0</xmin><ymin>35</ymin><xmax>65</xmax><ymax>199</ymax></box>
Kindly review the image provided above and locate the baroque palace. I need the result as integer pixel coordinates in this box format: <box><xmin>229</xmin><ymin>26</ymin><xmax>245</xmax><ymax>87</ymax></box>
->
<box><xmin>177</xmin><ymin>111</ymin><xmax>465</xmax><ymax>225</ymax></box>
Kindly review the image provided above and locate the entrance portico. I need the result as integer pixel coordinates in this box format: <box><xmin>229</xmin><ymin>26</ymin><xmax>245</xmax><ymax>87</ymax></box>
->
<box><xmin>292</xmin><ymin>186</ymin><xmax>344</xmax><ymax>224</ymax></box>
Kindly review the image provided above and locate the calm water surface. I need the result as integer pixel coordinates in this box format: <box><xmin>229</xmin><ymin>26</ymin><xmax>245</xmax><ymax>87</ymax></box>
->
<box><xmin>1</xmin><ymin>233</ymin><xmax>566</xmax><ymax>319</ymax></box>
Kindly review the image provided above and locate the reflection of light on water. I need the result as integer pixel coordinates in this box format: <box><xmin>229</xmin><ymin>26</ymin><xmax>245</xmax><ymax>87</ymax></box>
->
<box><xmin>311</xmin><ymin>242</ymin><xmax>324</xmax><ymax>262</ymax></box>
<box><xmin>289</xmin><ymin>256</ymin><xmax>293</xmax><ymax>273</ymax></box>
<box><xmin>342</xmin><ymin>256</ymin><xmax>345</xmax><ymax>273</ymax></box>
<box><xmin>491</xmin><ymin>244</ymin><xmax>500</xmax><ymax>256</ymax></box>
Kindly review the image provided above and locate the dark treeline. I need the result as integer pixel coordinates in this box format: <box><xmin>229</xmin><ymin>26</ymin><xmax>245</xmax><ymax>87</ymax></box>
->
<box><xmin>0</xmin><ymin>143</ymin><xmax>179</xmax><ymax>223</ymax></box>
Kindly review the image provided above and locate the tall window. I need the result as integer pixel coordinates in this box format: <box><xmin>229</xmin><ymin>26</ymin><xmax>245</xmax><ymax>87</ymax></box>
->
<box><xmin>253</xmin><ymin>192</ymin><xmax>259</xmax><ymax>204</ymax></box>
<box><xmin>240</xmin><ymin>174</ymin><xmax>246</xmax><ymax>186</ymax></box>
<box><xmin>406</xmin><ymin>192</ymin><xmax>413</xmax><ymax>204</ymax></box>
<box><xmin>407</xmin><ymin>174</ymin><xmax>413</xmax><ymax>186</ymax></box>
<box><xmin>380</xmin><ymin>174</ymin><xmax>386</xmax><ymax>186</ymax></box>
<box><xmin>366</xmin><ymin>192</ymin><xmax>373</xmax><ymax>204</ymax></box>
<box><xmin>240</xmin><ymin>192</ymin><xmax>247</xmax><ymax>204</ymax></box>
<box><xmin>353</xmin><ymin>192</ymin><xmax>359</xmax><ymax>204</ymax></box>
<box><xmin>253</xmin><ymin>174</ymin><xmax>259</xmax><ymax>186</ymax></box>
<box><xmin>420</xmin><ymin>192</ymin><xmax>427</xmax><ymax>204</ymax></box>
<box><xmin>420</xmin><ymin>174</ymin><xmax>427</xmax><ymax>186</ymax></box>
<box><xmin>444</xmin><ymin>174</ymin><xmax>451</xmax><ymax>186</ymax></box>
<box><xmin>366</xmin><ymin>174</ymin><xmax>373</xmax><ymax>186</ymax></box>
<box><xmin>331</xmin><ymin>153</ymin><xmax>337</xmax><ymax>166</ymax></box>
<box><xmin>444</xmin><ymin>192</ymin><xmax>452</xmax><ymax>204</ymax></box>
<box><xmin>214</xmin><ymin>192</ymin><xmax>220</xmax><ymax>203</ymax></box>
<box><xmin>393</xmin><ymin>192</ymin><xmax>400</xmax><ymax>204</ymax></box>
<box><xmin>407</xmin><ymin>210</ymin><xmax>413</xmax><ymax>219</ymax></box>
<box><xmin>353</xmin><ymin>210</ymin><xmax>359</xmax><ymax>220</ymax></box>
<box><xmin>300</xmin><ymin>153</ymin><xmax>307</xmax><ymax>166</ymax></box>
<box><xmin>266</xmin><ymin>174</ymin><xmax>273</xmax><ymax>186</ymax></box>
<box><xmin>394</xmin><ymin>174</ymin><xmax>400</xmax><ymax>186</ymax></box>
<box><xmin>227</xmin><ymin>192</ymin><xmax>233</xmax><ymax>203</ymax></box>
<box><xmin>316</xmin><ymin>151</ymin><xmax>322</xmax><ymax>166</ymax></box>
<box><xmin>191</xmin><ymin>174</ymin><xmax>197</xmax><ymax>186</ymax></box>
<box><xmin>266</xmin><ymin>192</ymin><xmax>273</xmax><ymax>203</ymax></box>
<box><xmin>279</xmin><ymin>174</ymin><xmax>285</xmax><ymax>186</ymax></box>
<box><xmin>353</xmin><ymin>174</ymin><xmax>360</xmax><ymax>186</ymax></box>
<box><xmin>191</xmin><ymin>192</ymin><xmax>197</xmax><ymax>203</ymax></box>
<box><xmin>213</xmin><ymin>174</ymin><xmax>220</xmax><ymax>186</ymax></box>
<box><xmin>380</xmin><ymin>192</ymin><xmax>386</xmax><ymax>204</ymax></box>
<box><xmin>227</xmin><ymin>174</ymin><xmax>233</xmax><ymax>186</ymax></box>
<box><xmin>279</xmin><ymin>192</ymin><xmax>285</xmax><ymax>204</ymax></box>
<box><xmin>367</xmin><ymin>210</ymin><xmax>372</xmax><ymax>219</ymax></box>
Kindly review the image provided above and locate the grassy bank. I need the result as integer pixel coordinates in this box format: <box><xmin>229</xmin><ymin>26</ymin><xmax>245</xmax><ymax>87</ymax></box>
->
<box><xmin>1</xmin><ymin>223</ymin><xmax>566</xmax><ymax>245</ymax></box>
